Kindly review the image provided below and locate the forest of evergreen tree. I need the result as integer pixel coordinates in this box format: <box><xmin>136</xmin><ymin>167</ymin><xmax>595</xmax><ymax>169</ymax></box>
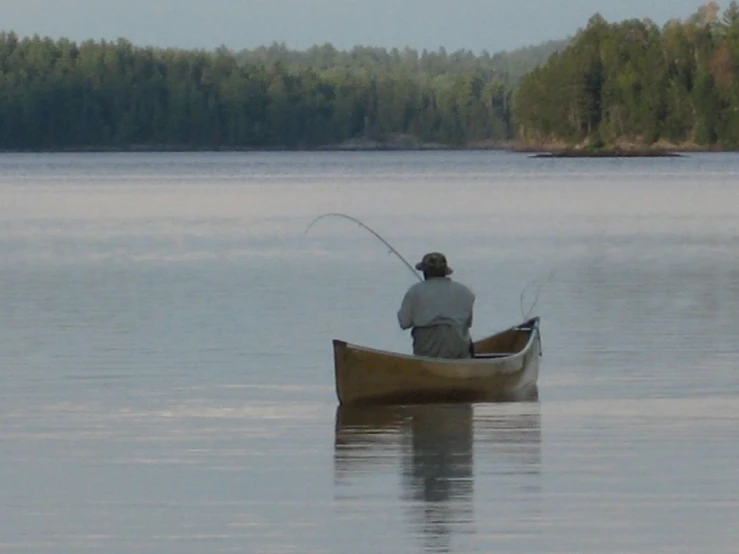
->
<box><xmin>0</xmin><ymin>2</ymin><xmax>736</xmax><ymax>151</ymax></box>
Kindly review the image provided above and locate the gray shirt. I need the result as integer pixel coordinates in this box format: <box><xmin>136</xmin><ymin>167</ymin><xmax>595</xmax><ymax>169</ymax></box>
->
<box><xmin>397</xmin><ymin>277</ymin><xmax>475</xmax><ymax>358</ymax></box>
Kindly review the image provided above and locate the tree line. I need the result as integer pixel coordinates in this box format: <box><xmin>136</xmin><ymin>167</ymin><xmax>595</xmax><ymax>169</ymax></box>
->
<box><xmin>0</xmin><ymin>32</ymin><xmax>564</xmax><ymax>150</ymax></box>
<box><xmin>5</xmin><ymin>2</ymin><xmax>738</xmax><ymax>152</ymax></box>
<box><xmin>514</xmin><ymin>1</ymin><xmax>739</xmax><ymax>149</ymax></box>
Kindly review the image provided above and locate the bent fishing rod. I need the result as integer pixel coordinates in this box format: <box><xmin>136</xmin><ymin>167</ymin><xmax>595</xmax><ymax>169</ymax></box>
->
<box><xmin>305</xmin><ymin>212</ymin><xmax>423</xmax><ymax>282</ymax></box>
<box><xmin>305</xmin><ymin>212</ymin><xmax>553</xmax><ymax>318</ymax></box>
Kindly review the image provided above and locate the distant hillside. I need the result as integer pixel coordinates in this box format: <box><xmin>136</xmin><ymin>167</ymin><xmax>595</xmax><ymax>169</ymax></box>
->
<box><xmin>0</xmin><ymin>29</ymin><xmax>568</xmax><ymax>152</ymax></box>
<box><xmin>233</xmin><ymin>38</ymin><xmax>571</xmax><ymax>85</ymax></box>
<box><xmin>0</xmin><ymin>30</ymin><xmax>518</xmax><ymax>150</ymax></box>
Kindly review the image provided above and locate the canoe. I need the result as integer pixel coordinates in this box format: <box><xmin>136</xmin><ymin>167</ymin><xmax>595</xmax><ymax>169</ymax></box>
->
<box><xmin>333</xmin><ymin>316</ymin><xmax>542</xmax><ymax>405</ymax></box>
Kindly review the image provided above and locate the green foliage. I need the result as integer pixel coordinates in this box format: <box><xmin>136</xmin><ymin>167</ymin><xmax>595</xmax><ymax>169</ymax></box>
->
<box><xmin>514</xmin><ymin>2</ymin><xmax>739</xmax><ymax>149</ymax></box>
<box><xmin>0</xmin><ymin>32</ymin><xmax>567</xmax><ymax>150</ymax></box>
<box><xmin>234</xmin><ymin>39</ymin><xmax>569</xmax><ymax>85</ymax></box>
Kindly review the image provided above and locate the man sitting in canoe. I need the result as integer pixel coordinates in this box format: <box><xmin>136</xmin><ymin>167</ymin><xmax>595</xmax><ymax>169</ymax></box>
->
<box><xmin>397</xmin><ymin>252</ymin><xmax>476</xmax><ymax>359</ymax></box>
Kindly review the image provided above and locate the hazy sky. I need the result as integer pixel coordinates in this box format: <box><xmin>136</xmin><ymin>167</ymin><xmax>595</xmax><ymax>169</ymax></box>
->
<box><xmin>2</xmin><ymin>0</ymin><xmax>715</xmax><ymax>53</ymax></box>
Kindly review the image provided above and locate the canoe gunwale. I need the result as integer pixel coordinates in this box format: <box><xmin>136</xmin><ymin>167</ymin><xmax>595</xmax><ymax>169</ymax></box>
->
<box><xmin>332</xmin><ymin>316</ymin><xmax>540</xmax><ymax>366</ymax></box>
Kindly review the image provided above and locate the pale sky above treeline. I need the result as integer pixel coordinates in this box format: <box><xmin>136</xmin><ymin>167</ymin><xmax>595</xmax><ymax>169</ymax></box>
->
<box><xmin>2</xmin><ymin>0</ymin><xmax>716</xmax><ymax>53</ymax></box>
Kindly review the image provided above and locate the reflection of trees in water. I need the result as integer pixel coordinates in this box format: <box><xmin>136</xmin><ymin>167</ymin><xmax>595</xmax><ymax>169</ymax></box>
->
<box><xmin>334</xmin><ymin>403</ymin><xmax>541</xmax><ymax>553</ymax></box>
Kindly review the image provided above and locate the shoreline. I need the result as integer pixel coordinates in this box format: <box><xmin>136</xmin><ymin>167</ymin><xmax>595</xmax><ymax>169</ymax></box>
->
<box><xmin>512</xmin><ymin>141</ymin><xmax>739</xmax><ymax>157</ymax></box>
<box><xmin>528</xmin><ymin>149</ymin><xmax>686</xmax><ymax>158</ymax></box>
<box><xmin>0</xmin><ymin>140</ymin><xmax>736</xmax><ymax>156</ymax></box>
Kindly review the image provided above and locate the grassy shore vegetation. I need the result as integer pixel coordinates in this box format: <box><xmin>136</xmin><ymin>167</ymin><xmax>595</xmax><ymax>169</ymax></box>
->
<box><xmin>1</xmin><ymin>2</ymin><xmax>738</xmax><ymax>153</ymax></box>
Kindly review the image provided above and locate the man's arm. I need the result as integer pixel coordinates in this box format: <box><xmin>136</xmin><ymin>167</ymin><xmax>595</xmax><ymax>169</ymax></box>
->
<box><xmin>397</xmin><ymin>289</ymin><xmax>415</xmax><ymax>330</ymax></box>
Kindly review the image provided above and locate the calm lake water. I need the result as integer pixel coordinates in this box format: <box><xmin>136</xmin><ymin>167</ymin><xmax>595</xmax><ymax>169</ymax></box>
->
<box><xmin>1</xmin><ymin>151</ymin><xmax>738</xmax><ymax>553</ymax></box>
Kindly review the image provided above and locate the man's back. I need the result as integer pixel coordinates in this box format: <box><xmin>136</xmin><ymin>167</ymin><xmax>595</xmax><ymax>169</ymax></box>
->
<box><xmin>397</xmin><ymin>276</ymin><xmax>475</xmax><ymax>358</ymax></box>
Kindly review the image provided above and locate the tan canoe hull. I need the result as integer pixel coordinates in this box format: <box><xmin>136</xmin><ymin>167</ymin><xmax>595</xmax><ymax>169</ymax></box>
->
<box><xmin>333</xmin><ymin>317</ymin><xmax>541</xmax><ymax>405</ymax></box>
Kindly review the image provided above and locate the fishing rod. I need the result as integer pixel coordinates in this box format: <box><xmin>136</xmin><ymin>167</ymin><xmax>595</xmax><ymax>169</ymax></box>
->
<box><xmin>304</xmin><ymin>212</ymin><xmax>422</xmax><ymax>282</ymax></box>
<box><xmin>306</xmin><ymin>212</ymin><xmax>553</xmax><ymax>320</ymax></box>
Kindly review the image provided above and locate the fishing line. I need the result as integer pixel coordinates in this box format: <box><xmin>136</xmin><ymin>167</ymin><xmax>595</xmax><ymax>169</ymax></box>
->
<box><xmin>519</xmin><ymin>269</ymin><xmax>555</xmax><ymax>320</ymax></box>
<box><xmin>304</xmin><ymin>212</ymin><xmax>423</xmax><ymax>282</ymax></box>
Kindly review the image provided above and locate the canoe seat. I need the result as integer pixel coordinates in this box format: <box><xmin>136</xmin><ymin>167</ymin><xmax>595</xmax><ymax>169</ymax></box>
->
<box><xmin>473</xmin><ymin>353</ymin><xmax>517</xmax><ymax>359</ymax></box>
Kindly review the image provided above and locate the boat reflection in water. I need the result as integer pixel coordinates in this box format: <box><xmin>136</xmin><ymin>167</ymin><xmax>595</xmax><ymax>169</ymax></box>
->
<box><xmin>334</xmin><ymin>401</ymin><xmax>541</xmax><ymax>552</ymax></box>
